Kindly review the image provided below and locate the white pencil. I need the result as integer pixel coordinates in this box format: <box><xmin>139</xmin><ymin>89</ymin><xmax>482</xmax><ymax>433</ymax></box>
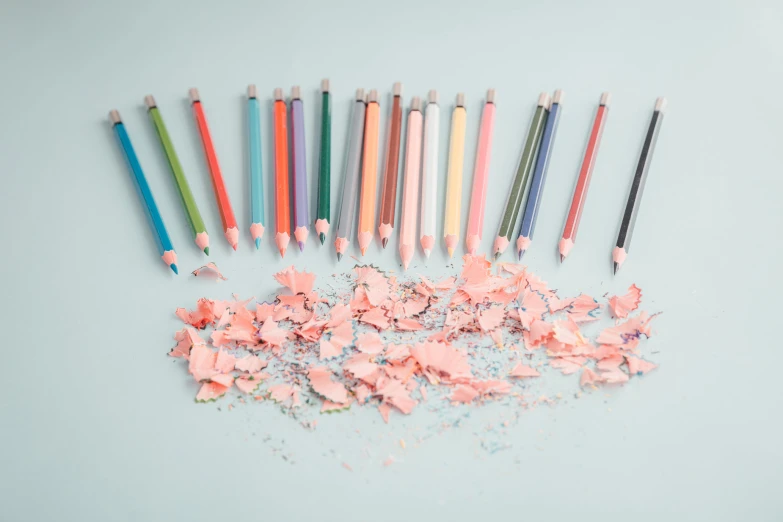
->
<box><xmin>419</xmin><ymin>90</ymin><xmax>440</xmax><ymax>258</ymax></box>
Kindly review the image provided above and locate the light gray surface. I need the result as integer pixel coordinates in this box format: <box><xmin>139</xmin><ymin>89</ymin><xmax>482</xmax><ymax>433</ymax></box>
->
<box><xmin>1</xmin><ymin>0</ymin><xmax>782</xmax><ymax>520</ymax></box>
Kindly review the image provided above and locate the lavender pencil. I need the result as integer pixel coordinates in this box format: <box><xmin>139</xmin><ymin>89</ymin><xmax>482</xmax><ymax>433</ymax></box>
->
<box><xmin>291</xmin><ymin>86</ymin><xmax>309</xmax><ymax>251</ymax></box>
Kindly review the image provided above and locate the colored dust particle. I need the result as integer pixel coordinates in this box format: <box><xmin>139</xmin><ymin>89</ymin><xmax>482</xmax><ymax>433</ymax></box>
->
<box><xmin>170</xmin><ymin>256</ymin><xmax>658</xmax><ymax>430</ymax></box>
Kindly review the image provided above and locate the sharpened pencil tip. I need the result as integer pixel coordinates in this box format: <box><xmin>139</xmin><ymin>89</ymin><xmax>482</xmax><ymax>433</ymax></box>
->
<box><xmin>613</xmin><ymin>262</ymin><xmax>619</xmax><ymax>275</ymax></box>
<box><xmin>337</xmin><ymin>252</ymin><xmax>343</xmax><ymax>261</ymax></box>
<box><xmin>518</xmin><ymin>250</ymin><xmax>525</xmax><ymax>261</ymax></box>
<box><xmin>447</xmin><ymin>247</ymin><xmax>454</xmax><ymax>258</ymax></box>
<box><xmin>319</xmin><ymin>233</ymin><xmax>326</xmax><ymax>245</ymax></box>
<box><xmin>560</xmin><ymin>254</ymin><xmax>565</xmax><ymax>263</ymax></box>
<box><xmin>493</xmin><ymin>252</ymin><xmax>500</xmax><ymax>261</ymax></box>
<box><xmin>381</xmin><ymin>237</ymin><xmax>388</xmax><ymax>249</ymax></box>
<box><xmin>254</xmin><ymin>238</ymin><xmax>261</xmax><ymax>250</ymax></box>
<box><xmin>203</xmin><ymin>246</ymin><xmax>210</xmax><ymax>256</ymax></box>
<box><xmin>360</xmin><ymin>247</ymin><xmax>367</xmax><ymax>256</ymax></box>
<box><xmin>170</xmin><ymin>263</ymin><xmax>179</xmax><ymax>275</ymax></box>
<box><xmin>298</xmin><ymin>241</ymin><xmax>304</xmax><ymax>252</ymax></box>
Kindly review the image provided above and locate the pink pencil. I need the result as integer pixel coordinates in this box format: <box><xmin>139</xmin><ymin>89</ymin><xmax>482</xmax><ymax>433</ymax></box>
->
<box><xmin>465</xmin><ymin>89</ymin><xmax>496</xmax><ymax>255</ymax></box>
<box><xmin>399</xmin><ymin>97</ymin><xmax>424</xmax><ymax>270</ymax></box>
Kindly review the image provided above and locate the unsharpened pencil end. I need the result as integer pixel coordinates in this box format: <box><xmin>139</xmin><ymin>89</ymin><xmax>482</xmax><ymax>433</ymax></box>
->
<box><xmin>356</xmin><ymin>88</ymin><xmax>365</xmax><ymax>101</ymax></box>
<box><xmin>600</xmin><ymin>92</ymin><xmax>611</xmax><ymax>106</ymax></box>
<box><xmin>189</xmin><ymin>88</ymin><xmax>200</xmax><ymax>103</ymax></box>
<box><xmin>291</xmin><ymin>86</ymin><xmax>301</xmax><ymax>99</ymax></box>
<box><xmin>428</xmin><ymin>90</ymin><xmax>438</xmax><ymax>104</ymax></box>
<box><xmin>456</xmin><ymin>93</ymin><xmax>466</xmax><ymax>107</ymax></box>
<box><xmin>553</xmin><ymin>89</ymin><xmax>564</xmax><ymax>104</ymax></box>
<box><xmin>411</xmin><ymin>96</ymin><xmax>422</xmax><ymax>111</ymax></box>
<box><xmin>538</xmin><ymin>92</ymin><xmax>551</xmax><ymax>109</ymax></box>
<box><xmin>109</xmin><ymin>110</ymin><xmax>122</xmax><ymax>124</ymax></box>
<box><xmin>144</xmin><ymin>95</ymin><xmax>157</xmax><ymax>109</ymax></box>
<box><xmin>170</xmin><ymin>263</ymin><xmax>179</xmax><ymax>275</ymax></box>
<box><xmin>655</xmin><ymin>97</ymin><xmax>668</xmax><ymax>113</ymax></box>
<box><xmin>248</xmin><ymin>85</ymin><xmax>257</xmax><ymax>98</ymax></box>
<box><xmin>319</xmin><ymin>233</ymin><xmax>326</xmax><ymax>245</ymax></box>
<box><xmin>321</xmin><ymin>79</ymin><xmax>330</xmax><ymax>93</ymax></box>
<box><xmin>274</xmin><ymin>88</ymin><xmax>283</xmax><ymax>101</ymax></box>
<box><xmin>368</xmin><ymin>89</ymin><xmax>379</xmax><ymax>103</ymax></box>
<box><xmin>486</xmin><ymin>89</ymin><xmax>496</xmax><ymax>104</ymax></box>
<box><xmin>393</xmin><ymin>82</ymin><xmax>402</xmax><ymax>96</ymax></box>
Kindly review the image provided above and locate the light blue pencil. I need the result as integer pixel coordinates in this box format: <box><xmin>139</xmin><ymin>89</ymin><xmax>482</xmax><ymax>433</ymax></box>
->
<box><xmin>110</xmin><ymin>110</ymin><xmax>178</xmax><ymax>274</ymax></box>
<box><xmin>248</xmin><ymin>85</ymin><xmax>265</xmax><ymax>249</ymax></box>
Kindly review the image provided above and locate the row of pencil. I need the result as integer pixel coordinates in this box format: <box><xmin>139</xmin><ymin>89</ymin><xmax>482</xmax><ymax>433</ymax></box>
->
<box><xmin>109</xmin><ymin>82</ymin><xmax>666</xmax><ymax>274</ymax></box>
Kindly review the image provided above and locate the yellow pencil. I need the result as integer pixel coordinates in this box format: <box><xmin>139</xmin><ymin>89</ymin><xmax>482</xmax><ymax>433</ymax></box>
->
<box><xmin>443</xmin><ymin>93</ymin><xmax>467</xmax><ymax>257</ymax></box>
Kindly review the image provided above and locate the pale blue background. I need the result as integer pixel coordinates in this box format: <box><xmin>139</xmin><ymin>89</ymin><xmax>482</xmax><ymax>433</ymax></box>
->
<box><xmin>2</xmin><ymin>0</ymin><xmax>782</xmax><ymax>520</ymax></box>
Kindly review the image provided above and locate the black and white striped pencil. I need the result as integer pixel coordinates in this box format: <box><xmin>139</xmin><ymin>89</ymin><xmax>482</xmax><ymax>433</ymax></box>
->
<box><xmin>613</xmin><ymin>97</ymin><xmax>667</xmax><ymax>274</ymax></box>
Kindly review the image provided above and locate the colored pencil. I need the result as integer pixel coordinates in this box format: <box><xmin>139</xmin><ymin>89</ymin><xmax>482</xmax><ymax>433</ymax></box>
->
<box><xmin>399</xmin><ymin>97</ymin><xmax>424</xmax><ymax>271</ymax></box>
<box><xmin>273</xmin><ymin>88</ymin><xmax>291</xmax><ymax>257</ymax></box>
<box><xmin>315</xmin><ymin>79</ymin><xmax>332</xmax><ymax>245</ymax></box>
<box><xmin>517</xmin><ymin>89</ymin><xmax>563</xmax><ymax>259</ymax></box>
<box><xmin>334</xmin><ymin>89</ymin><xmax>366</xmax><ymax>260</ymax></box>
<box><xmin>378</xmin><ymin>82</ymin><xmax>403</xmax><ymax>249</ymax></box>
<box><xmin>290</xmin><ymin>86</ymin><xmax>309</xmax><ymax>252</ymax></box>
<box><xmin>613</xmin><ymin>97</ymin><xmax>667</xmax><ymax>273</ymax></box>
<box><xmin>145</xmin><ymin>95</ymin><xmax>210</xmax><ymax>256</ymax></box>
<box><xmin>189</xmin><ymin>89</ymin><xmax>239</xmax><ymax>250</ymax></box>
<box><xmin>493</xmin><ymin>92</ymin><xmax>550</xmax><ymax>259</ymax></box>
<box><xmin>465</xmin><ymin>89</ymin><xmax>496</xmax><ymax>256</ymax></box>
<box><xmin>358</xmin><ymin>89</ymin><xmax>380</xmax><ymax>255</ymax></box>
<box><xmin>443</xmin><ymin>93</ymin><xmax>467</xmax><ymax>258</ymax></box>
<box><xmin>248</xmin><ymin>85</ymin><xmax>265</xmax><ymax>249</ymax></box>
<box><xmin>110</xmin><ymin>110</ymin><xmax>178</xmax><ymax>274</ymax></box>
<box><xmin>559</xmin><ymin>92</ymin><xmax>610</xmax><ymax>262</ymax></box>
<box><xmin>420</xmin><ymin>90</ymin><xmax>440</xmax><ymax>258</ymax></box>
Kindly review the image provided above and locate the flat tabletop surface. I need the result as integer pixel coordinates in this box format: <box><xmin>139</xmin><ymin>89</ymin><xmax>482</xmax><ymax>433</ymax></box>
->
<box><xmin>2</xmin><ymin>0</ymin><xmax>781</xmax><ymax>520</ymax></box>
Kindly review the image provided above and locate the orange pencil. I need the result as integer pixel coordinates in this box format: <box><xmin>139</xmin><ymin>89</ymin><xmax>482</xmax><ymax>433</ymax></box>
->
<box><xmin>273</xmin><ymin>88</ymin><xmax>291</xmax><ymax>257</ymax></box>
<box><xmin>358</xmin><ymin>89</ymin><xmax>380</xmax><ymax>255</ymax></box>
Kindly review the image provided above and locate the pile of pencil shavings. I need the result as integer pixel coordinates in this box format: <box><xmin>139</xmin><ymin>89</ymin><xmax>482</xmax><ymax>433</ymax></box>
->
<box><xmin>170</xmin><ymin>256</ymin><xmax>656</xmax><ymax>422</ymax></box>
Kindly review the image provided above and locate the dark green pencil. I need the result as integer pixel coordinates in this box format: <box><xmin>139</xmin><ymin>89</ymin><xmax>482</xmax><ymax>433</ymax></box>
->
<box><xmin>315</xmin><ymin>79</ymin><xmax>332</xmax><ymax>244</ymax></box>
<box><xmin>492</xmin><ymin>92</ymin><xmax>550</xmax><ymax>259</ymax></box>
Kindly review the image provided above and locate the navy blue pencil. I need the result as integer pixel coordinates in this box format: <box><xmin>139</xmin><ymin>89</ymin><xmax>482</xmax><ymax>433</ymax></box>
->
<box><xmin>516</xmin><ymin>90</ymin><xmax>563</xmax><ymax>259</ymax></box>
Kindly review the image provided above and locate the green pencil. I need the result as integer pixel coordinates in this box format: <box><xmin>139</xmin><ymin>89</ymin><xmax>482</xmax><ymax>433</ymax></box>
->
<box><xmin>145</xmin><ymin>95</ymin><xmax>210</xmax><ymax>255</ymax></box>
<box><xmin>315</xmin><ymin>79</ymin><xmax>332</xmax><ymax>244</ymax></box>
<box><xmin>492</xmin><ymin>92</ymin><xmax>550</xmax><ymax>259</ymax></box>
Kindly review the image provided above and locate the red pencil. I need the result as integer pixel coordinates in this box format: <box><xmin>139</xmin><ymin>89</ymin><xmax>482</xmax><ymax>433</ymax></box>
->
<box><xmin>190</xmin><ymin>88</ymin><xmax>239</xmax><ymax>250</ymax></box>
<box><xmin>559</xmin><ymin>92</ymin><xmax>610</xmax><ymax>262</ymax></box>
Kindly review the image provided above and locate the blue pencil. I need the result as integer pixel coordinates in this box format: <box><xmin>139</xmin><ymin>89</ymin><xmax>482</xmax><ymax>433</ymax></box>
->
<box><xmin>110</xmin><ymin>110</ymin><xmax>178</xmax><ymax>274</ymax></box>
<box><xmin>248</xmin><ymin>85</ymin><xmax>265</xmax><ymax>249</ymax></box>
<box><xmin>516</xmin><ymin>89</ymin><xmax>563</xmax><ymax>259</ymax></box>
